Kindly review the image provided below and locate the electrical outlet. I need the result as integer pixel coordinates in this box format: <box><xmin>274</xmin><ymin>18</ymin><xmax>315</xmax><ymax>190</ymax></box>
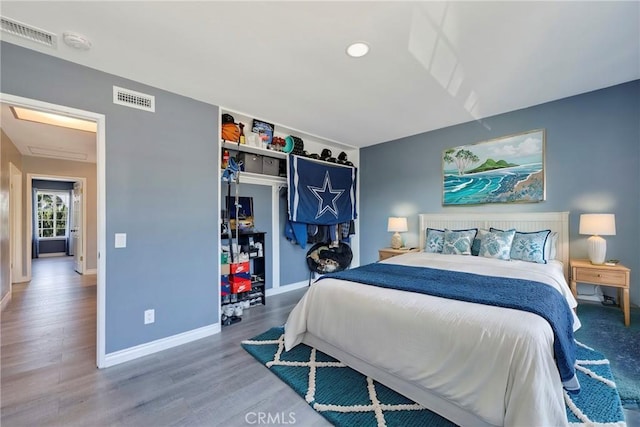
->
<box><xmin>144</xmin><ymin>309</ymin><xmax>155</xmax><ymax>324</ymax></box>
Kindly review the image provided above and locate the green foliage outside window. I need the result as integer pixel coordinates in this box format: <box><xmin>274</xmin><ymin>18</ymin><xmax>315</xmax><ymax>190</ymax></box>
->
<box><xmin>37</xmin><ymin>192</ymin><xmax>69</xmax><ymax>238</ymax></box>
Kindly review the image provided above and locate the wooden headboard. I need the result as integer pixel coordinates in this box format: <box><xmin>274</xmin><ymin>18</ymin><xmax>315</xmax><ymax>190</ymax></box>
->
<box><xmin>418</xmin><ymin>212</ymin><xmax>570</xmax><ymax>281</ymax></box>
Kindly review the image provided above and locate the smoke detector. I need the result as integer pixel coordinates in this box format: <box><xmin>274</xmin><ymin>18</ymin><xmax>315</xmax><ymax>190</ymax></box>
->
<box><xmin>63</xmin><ymin>31</ymin><xmax>91</xmax><ymax>50</ymax></box>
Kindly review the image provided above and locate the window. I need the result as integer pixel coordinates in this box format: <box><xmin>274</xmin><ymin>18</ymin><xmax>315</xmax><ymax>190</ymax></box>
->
<box><xmin>37</xmin><ymin>191</ymin><xmax>69</xmax><ymax>238</ymax></box>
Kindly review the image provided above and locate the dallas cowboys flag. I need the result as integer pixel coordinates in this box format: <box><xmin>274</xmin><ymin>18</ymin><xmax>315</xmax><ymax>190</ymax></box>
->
<box><xmin>288</xmin><ymin>155</ymin><xmax>357</xmax><ymax>225</ymax></box>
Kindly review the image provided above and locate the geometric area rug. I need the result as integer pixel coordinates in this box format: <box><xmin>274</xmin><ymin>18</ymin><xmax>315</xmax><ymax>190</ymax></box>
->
<box><xmin>242</xmin><ymin>327</ymin><xmax>627</xmax><ymax>427</ymax></box>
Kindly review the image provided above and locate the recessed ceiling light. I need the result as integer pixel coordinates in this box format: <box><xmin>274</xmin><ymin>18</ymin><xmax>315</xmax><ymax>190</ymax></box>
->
<box><xmin>346</xmin><ymin>42</ymin><xmax>369</xmax><ymax>58</ymax></box>
<box><xmin>10</xmin><ymin>106</ymin><xmax>97</xmax><ymax>133</ymax></box>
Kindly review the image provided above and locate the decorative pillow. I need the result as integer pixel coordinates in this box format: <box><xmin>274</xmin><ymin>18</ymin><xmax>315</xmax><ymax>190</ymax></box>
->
<box><xmin>509</xmin><ymin>229</ymin><xmax>551</xmax><ymax>264</ymax></box>
<box><xmin>442</xmin><ymin>229</ymin><xmax>476</xmax><ymax>255</ymax></box>
<box><xmin>479</xmin><ymin>229</ymin><xmax>516</xmax><ymax>260</ymax></box>
<box><xmin>425</xmin><ymin>228</ymin><xmax>445</xmax><ymax>253</ymax></box>
<box><xmin>471</xmin><ymin>228</ymin><xmax>490</xmax><ymax>256</ymax></box>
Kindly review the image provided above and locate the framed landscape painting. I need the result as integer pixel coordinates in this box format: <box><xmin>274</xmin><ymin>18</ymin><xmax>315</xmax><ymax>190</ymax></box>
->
<box><xmin>442</xmin><ymin>129</ymin><xmax>545</xmax><ymax>205</ymax></box>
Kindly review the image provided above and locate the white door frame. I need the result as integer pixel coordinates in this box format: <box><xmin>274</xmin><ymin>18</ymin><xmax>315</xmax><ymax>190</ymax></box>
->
<box><xmin>27</xmin><ymin>174</ymin><xmax>87</xmax><ymax>274</ymax></box>
<box><xmin>1</xmin><ymin>93</ymin><xmax>107</xmax><ymax>368</ymax></box>
<box><xmin>9</xmin><ymin>162</ymin><xmax>25</xmax><ymax>285</ymax></box>
<box><xmin>72</xmin><ymin>181</ymin><xmax>84</xmax><ymax>274</ymax></box>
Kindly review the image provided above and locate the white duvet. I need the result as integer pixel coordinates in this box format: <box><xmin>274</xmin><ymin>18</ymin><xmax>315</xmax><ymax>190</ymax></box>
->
<box><xmin>284</xmin><ymin>252</ymin><xmax>580</xmax><ymax>427</ymax></box>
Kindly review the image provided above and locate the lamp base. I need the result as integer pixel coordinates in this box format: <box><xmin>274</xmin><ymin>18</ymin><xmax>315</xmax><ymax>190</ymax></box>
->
<box><xmin>587</xmin><ymin>235</ymin><xmax>607</xmax><ymax>264</ymax></box>
<box><xmin>390</xmin><ymin>232</ymin><xmax>403</xmax><ymax>249</ymax></box>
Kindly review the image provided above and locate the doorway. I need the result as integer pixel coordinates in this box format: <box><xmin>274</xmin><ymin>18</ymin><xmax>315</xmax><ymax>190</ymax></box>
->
<box><xmin>27</xmin><ymin>174</ymin><xmax>87</xmax><ymax>275</ymax></box>
<box><xmin>1</xmin><ymin>93</ymin><xmax>107</xmax><ymax>367</ymax></box>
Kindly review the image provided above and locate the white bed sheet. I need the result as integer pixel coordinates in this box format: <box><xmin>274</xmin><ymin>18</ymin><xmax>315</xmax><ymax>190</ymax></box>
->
<box><xmin>284</xmin><ymin>252</ymin><xmax>579</xmax><ymax>427</ymax></box>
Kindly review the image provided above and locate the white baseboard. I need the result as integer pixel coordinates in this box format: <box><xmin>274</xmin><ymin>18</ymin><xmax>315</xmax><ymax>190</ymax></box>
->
<box><xmin>38</xmin><ymin>253</ymin><xmax>67</xmax><ymax>258</ymax></box>
<box><xmin>11</xmin><ymin>275</ymin><xmax>29</xmax><ymax>284</ymax></box>
<box><xmin>84</xmin><ymin>268</ymin><xmax>97</xmax><ymax>275</ymax></box>
<box><xmin>102</xmin><ymin>323</ymin><xmax>221</xmax><ymax>368</ymax></box>
<box><xmin>1</xmin><ymin>290</ymin><xmax>11</xmax><ymax>312</ymax></box>
<box><xmin>266</xmin><ymin>280</ymin><xmax>309</xmax><ymax>297</ymax></box>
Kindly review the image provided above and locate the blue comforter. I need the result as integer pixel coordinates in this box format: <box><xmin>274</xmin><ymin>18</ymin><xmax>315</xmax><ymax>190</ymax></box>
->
<box><xmin>319</xmin><ymin>262</ymin><xmax>579</xmax><ymax>392</ymax></box>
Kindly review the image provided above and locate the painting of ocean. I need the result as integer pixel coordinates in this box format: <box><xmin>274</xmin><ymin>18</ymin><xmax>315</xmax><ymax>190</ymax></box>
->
<box><xmin>443</xmin><ymin>130</ymin><xmax>545</xmax><ymax>205</ymax></box>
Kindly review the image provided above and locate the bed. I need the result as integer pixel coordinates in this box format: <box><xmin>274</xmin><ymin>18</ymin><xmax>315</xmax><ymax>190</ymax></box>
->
<box><xmin>284</xmin><ymin>212</ymin><xmax>578</xmax><ymax>427</ymax></box>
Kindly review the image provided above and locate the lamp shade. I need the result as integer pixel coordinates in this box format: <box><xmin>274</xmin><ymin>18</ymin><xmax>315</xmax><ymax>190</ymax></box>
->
<box><xmin>579</xmin><ymin>214</ymin><xmax>616</xmax><ymax>236</ymax></box>
<box><xmin>387</xmin><ymin>217</ymin><xmax>408</xmax><ymax>233</ymax></box>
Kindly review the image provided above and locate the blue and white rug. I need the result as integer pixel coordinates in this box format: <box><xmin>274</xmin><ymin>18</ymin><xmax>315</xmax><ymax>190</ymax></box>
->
<box><xmin>242</xmin><ymin>327</ymin><xmax>627</xmax><ymax>427</ymax></box>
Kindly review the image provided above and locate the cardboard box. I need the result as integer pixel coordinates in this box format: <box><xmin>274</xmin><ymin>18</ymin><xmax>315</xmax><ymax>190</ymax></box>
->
<box><xmin>230</xmin><ymin>261</ymin><xmax>250</xmax><ymax>274</ymax></box>
<box><xmin>221</xmin><ymin>263</ymin><xmax>230</xmax><ymax>275</ymax></box>
<box><xmin>262</xmin><ymin>156</ymin><xmax>280</xmax><ymax>176</ymax></box>
<box><xmin>230</xmin><ymin>274</ymin><xmax>252</xmax><ymax>294</ymax></box>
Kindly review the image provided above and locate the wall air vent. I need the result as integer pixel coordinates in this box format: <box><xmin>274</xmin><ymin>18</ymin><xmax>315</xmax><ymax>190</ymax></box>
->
<box><xmin>113</xmin><ymin>86</ymin><xmax>155</xmax><ymax>112</ymax></box>
<box><xmin>0</xmin><ymin>17</ymin><xmax>57</xmax><ymax>48</ymax></box>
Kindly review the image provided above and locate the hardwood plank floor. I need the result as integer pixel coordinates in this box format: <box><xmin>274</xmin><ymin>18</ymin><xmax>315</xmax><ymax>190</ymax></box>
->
<box><xmin>1</xmin><ymin>257</ymin><xmax>330</xmax><ymax>427</ymax></box>
<box><xmin>4</xmin><ymin>258</ymin><xmax>636</xmax><ymax>426</ymax></box>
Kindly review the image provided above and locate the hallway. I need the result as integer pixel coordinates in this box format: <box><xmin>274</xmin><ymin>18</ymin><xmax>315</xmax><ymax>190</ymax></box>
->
<box><xmin>1</xmin><ymin>257</ymin><xmax>97</xmax><ymax>421</ymax></box>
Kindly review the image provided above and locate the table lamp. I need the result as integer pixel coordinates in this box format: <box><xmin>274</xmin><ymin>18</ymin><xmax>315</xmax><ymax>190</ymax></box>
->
<box><xmin>579</xmin><ymin>213</ymin><xmax>616</xmax><ymax>264</ymax></box>
<box><xmin>387</xmin><ymin>217</ymin><xmax>408</xmax><ymax>249</ymax></box>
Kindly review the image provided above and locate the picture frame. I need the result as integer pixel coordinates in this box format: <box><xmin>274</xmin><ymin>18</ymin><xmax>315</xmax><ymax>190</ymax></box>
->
<box><xmin>251</xmin><ymin>119</ymin><xmax>274</xmax><ymax>145</ymax></box>
<box><xmin>442</xmin><ymin>129</ymin><xmax>545</xmax><ymax>205</ymax></box>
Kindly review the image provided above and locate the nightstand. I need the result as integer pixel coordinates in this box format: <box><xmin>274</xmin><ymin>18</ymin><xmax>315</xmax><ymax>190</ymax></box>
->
<box><xmin>378</xmin><ymin>247</ymin><xmax>420</xmax><ymax>261</ymax></box>
<box><xmin>570</xmin><ymin>259</ymin><xmax>631</xmax><ymax>326</ymax></box>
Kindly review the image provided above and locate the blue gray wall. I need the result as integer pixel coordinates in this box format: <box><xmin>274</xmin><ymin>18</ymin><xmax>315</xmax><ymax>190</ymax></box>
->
<box><xmin>279</xmin><ymin>191</ymin><xmax>312</xmax><ymax>285</ymax></box>
<box><xmin>228</xmin><ymin>184</ymin><xmax>311</xmax><ymax>288</ymax></box>
<box><xmin>1</xmin><ymin>42</ymin><xmax>219</xmax><ymax>352</ymax></box>
<box><xmin>230</xmin><ymin>183</ymin><xmax>274</xmax><ymax>289</ymax></box>
<box><xmin>361</xmin><ymin>80</ymin><xmax>640</xmax><ymax>305</ymax></box>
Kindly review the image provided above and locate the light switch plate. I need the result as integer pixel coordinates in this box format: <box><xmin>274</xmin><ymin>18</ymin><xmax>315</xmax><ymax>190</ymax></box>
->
<box><xmin>115</xmin><ymin>233</ymin><xmax>127</xmax><ymax>248</ymax></box>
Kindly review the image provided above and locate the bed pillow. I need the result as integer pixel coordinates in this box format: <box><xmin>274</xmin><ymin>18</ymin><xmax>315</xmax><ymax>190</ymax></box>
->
<box><xmin>471</xmin><ymin>228</ymin><xmax>490</xmax><ymax>256</ymax></box>
<box><xmin>425</xmin><ymin>228</ymin><xmax>445</xmax><ymax>253</ymax></box>
<box><xmin>544</xmin><ymin>231</ymin><xmax>559</xmax><ymax>260</ymax></box>
<box><xmin>442</xmin><ymin>229</ymin><xmax>476</xmax><ymax>255</ymax></box>
<box><xmin>492</xmin><ymin>227</ymin><xmax>553</xmax><ymax>264</ymax></box>
<box><xmin>479</xmin><ymin>229</ymin><xmax>516</xmax><ymax>260</ymax></box>
<box><xmin>509</xmin><ymin>229</ymin><xmax>551</xmax><ymax>264</ymax></box>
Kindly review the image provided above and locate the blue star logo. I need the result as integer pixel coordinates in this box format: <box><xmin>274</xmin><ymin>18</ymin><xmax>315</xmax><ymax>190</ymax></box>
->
<box><xmin>307</xmin><ymin>172</ymin><xmax>344</xmax><ymax>219</ymax></box>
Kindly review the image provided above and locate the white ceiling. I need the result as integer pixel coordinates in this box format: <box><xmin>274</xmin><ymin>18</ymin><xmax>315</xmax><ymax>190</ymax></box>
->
<box><xmin>1</xmin><ymin>103</ymin><xmax>96</xmax><ymax>163</ymax></box>
<box><xmin>1</xmin><ymin>1</ymin><xmax>638</xmax><ymax>150</ymax></box>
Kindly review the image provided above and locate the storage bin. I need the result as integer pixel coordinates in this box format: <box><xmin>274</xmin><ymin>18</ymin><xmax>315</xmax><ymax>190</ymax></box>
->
<box><xmin>239</xmin><ymin>152</ymin><xmax>263</xmax><ymax>174</ymax></box>
<box><xmin>262</xmin><ymin>156</ymin><xmax>280</xmax><ymax>176</ymax></box>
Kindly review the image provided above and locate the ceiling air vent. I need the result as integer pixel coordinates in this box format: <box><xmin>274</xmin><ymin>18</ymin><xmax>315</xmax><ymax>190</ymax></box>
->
<box><xmin>113</xmin><ymin>86</ymin><xmax>155</xmax><ymax>112</ymax></box>
<box><xmin>0</xmin><ymin>17</ymin><xmax>57</xmax><ymax>48</ymax></box>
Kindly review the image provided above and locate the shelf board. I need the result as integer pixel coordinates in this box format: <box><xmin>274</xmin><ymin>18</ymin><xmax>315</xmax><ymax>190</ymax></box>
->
<box><xmin>222</xmin><ymin>141</ymin><xmax>288</xmax><ymax>159</ymax></box>
<box><xmin>220</xmin><ymin>169</ymin><xmax>286</xmax><ymax>186</ymax></box>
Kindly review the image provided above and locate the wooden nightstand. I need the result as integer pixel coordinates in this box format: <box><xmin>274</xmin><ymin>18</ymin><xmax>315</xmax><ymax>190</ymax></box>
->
<box><xmin>378</xmin><ymin>247</ymin><xmax>420</xmax><ymax>261</ymax></box>
<box><xmin>570</xmin><ymin>259</ymin><xmax>631</xmax><ymax>326</ymax></box>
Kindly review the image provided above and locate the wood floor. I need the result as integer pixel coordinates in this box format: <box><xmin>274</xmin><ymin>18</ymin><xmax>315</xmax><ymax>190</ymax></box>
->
<box><xmin>1</xmin><ymin>257</ymin><xmax>330</xmax><ymax>427</ymax></box>
<box><xmin>4</xmin><ymin>258</ymin><xmax>637</xmax><ymax>426</ymax></box>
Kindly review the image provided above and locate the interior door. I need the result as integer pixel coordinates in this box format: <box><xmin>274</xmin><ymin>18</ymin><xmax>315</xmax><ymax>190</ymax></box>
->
<box><xmin>72</xmin><ymin>182</ymin><xmax>83</xmax><ymax>274</ymax></box>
